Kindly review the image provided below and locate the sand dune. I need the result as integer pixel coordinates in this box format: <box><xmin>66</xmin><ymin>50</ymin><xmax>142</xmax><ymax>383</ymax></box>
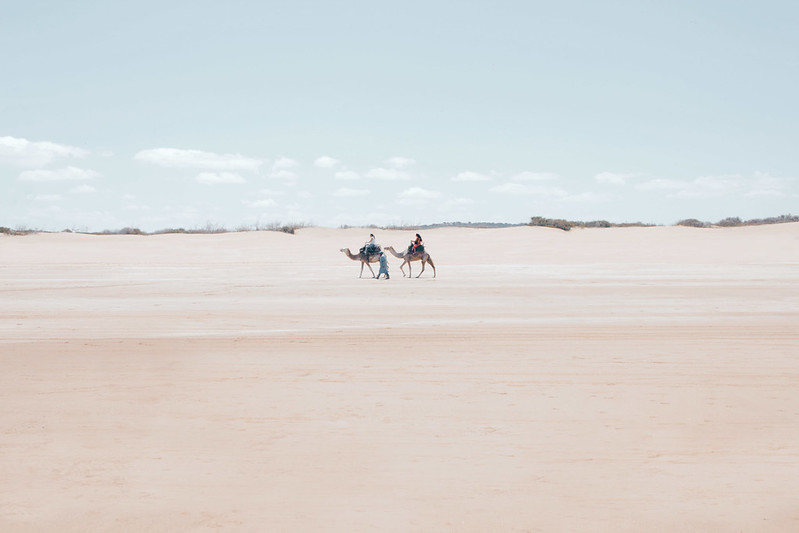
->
<box><xmin>2</xmin><ymin>224</ymin><xmax>798</xmax><ymax>531</ymax></box>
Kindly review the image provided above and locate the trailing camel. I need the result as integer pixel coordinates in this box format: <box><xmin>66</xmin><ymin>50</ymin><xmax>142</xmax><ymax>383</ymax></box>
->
<box><xmin>383</xmin><ymin>246</ymin><xmax>436</xmax><ymax>278</ymax></box>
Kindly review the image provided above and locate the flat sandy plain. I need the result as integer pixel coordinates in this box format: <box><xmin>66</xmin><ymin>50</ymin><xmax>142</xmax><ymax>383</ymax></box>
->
<box><xmin>2</xmin><ymin>224</ymin><xmax>798</xmax><ymax>532</ymax></box>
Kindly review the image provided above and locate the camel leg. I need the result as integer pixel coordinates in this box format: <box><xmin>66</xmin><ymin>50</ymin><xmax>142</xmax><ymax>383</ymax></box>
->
<box><xmin>406</xmin><ymin>260</ymin><xmax>412</xmax><ymax>278</ymax></box>
<box><xmin>416</xmin><ymin>260</ymin><xmax>425</xmax><ymax>278</ymax></box>
<box><xmin>428</xmin><ymin>257</ymin><xmax>436</xmax><ymax>278</ymax></box>
<box><xmin>400</xmin><ymin>261</ymin><xmax>408</xmax><ymax>277</ymax></box>
<box><xmin>365</xmin><ymin>261</ymin><xmax>376</xmax><ymax>278</ymax></box>
<box><xmin>359</xmin><ymin>261</ymin><xmax>365</xmax><ymax>278</ymax></box>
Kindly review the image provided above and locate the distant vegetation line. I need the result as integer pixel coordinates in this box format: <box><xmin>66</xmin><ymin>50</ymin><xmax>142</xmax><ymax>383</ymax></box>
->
<box><xmin>1</xmin><ymin>215</ymin><xmax>797</xmax><ymax>236</ymax></box>
<box><xmin>526</xmin><ymin>214</ymin><xmax>798</xmax><ymax>231</ymax></box>
<box><xmin>0</xmin><ymin>222</ymin><xmax>308</xmax><ymax>236</ymax></box>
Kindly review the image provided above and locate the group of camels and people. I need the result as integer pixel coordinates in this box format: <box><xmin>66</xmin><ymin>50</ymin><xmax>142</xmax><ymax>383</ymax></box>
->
<box><xmin>340</xmin><ymin>233</ymin><xmax>436</xmax><ymax>279</ymax></box>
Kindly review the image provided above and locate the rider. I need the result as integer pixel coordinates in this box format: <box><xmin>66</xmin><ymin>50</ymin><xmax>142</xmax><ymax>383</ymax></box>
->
<box><xmin>363</xmin><ymin>233</ymin><xmax>378</xmax><ymax>255</ymax></box>
<box><xmin>409</xmin><ymin>233</ymin><xmax>423</xmax><ymax>254</ymax></box>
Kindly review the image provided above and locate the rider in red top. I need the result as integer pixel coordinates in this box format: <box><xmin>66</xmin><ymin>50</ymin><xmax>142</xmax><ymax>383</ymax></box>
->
<box><xmin>410</xmin><ymin>233</ymin><xmax>423</xmax><ymax>254</ymax></box>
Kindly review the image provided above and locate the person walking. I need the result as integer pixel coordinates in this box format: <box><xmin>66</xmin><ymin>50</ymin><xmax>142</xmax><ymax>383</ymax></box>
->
<box><xmin>377</xmin><ymin>251</ymin><xmax>390</xmax><ymax>279</ymax></box>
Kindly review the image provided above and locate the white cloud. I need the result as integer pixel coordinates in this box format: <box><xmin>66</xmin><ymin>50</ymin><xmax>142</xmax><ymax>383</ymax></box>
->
<box><xmin>685</xmin><ymin>175</ymin><xmax>743</xmax><ymax>197</ymax></box>
<box><xmin>335</xmin><ymin>170</ymin><xmax>360</xmax><ymax>180</ymax></box>
<box><xmin>634</xmin><ymin>172</ymin><xmax>799</xmax><ymax>199</ymax></box>
<box><xmin>563</xmin><ymin>191</ymin><xmax>614</xmax><ymax>203</ymax></box>
<box><xmin>635</xmin><ymin>178</ymin><xmax>684</xmax><ymax>191</ymax></box>
<box><xmin>334</xmin><ymin>187</ymin><xmax>369</xmax><ymax>197</ymax></box>
<box><xmin>71</xmin><ymin>184</ymin><xmax>97</xmax><ymax>194</ymax></box>
<box><xmin>397</xmin><ymin>187</ymin><xmax>442</xmax><ymax>205</ymax></box>
<box><xmin>256</xmin><ymin>188</ymin><xmax>284</xmax><ymax>196</ymax></box>
<box><xmin>32</xmin><ymin>194</ymin><xmax>63</xmax><ymax>202</ymax></box>
<box><xmin>442</xmin><ymin>197</ymin><xmax>475</xmax><ymax>209</ymax></box>
<box><xmin>746</xmin><ymin>189</ymin><xmax>785</xmax><ymax>198</ymax></box>
<box><xmin>28</xmin><ymin>205</ymin><xmax>65</xmax><ymax>217</ymax></box>
<box><xmin>314</xmin><ymin>156</ymin><xmax>339</xmax><ymax>168</ymax></box>
<box><xmin>134</xmin><ymin>148</ymin><xmax>263</xmax><ymax>171</ymax></box>
<box><xmin>635</xmin><ymin>174</ymin><xmax>745</xmax><ymax>198</ymax></box>
<box><xmin>0</xmin><ymin>136</ymin><xmax>88</xmax><ymax>167</ymax></box>
<box><xmin>244</xmin><ymin>188</ymin><xmax>283</xmax><ymax>208</ymax></box>
<box><xmin>745</xmin><ymin>171</ymin><xmax>791</xmax><ymax>198</ymax></box>
<box><xmin>196</xmin><ymin>172</ymin><xmax>246</xmax><ymax>184</ymax></box>
<box><xmin>594</xmin><ymin>171</ymin><xmax>635</xmax><ymax>185</ymax></box>
<box><xmin>452</xmin><ymin>171</ymin><xmax>492</xmax><ymax>182</ymax></box>
<box><xmin>124</xmin><ymin>202</ymin><xmax>152</xmax><ymax>212</ymax></box>
<box><xmin>367</xmin><ymin>167</ymin><xmax>411</xmax><ymax>180</ymax></box>
<box><xmin>490</xmin><ymin>182</ymin><xmax>524</xmax><ymax>194</ymax></box>
<box><xmin>269</xmin><ymin>170</ymin><xmax>297</xmax><ymax>180</ymax></box>
<box><xmin>490</xmin><ymin>182</ymin><xmax>569</xmax><ymax>198</ymax></box>
<box><xmin>511</xmin><ymin>171</ymin><xmax>559</xmax><ymax>182</ymax></box>
<box><xmin>449</xmin><ymin>197</ymin><xmax>475</xmax><ymax>206</ymax></box>
<box><xmin>269</xmin><ymin>157</ymin><xmax>299</xmax><ymax>180</ymax></box>
<box><xmin>243</xmin><ymin>198</ymin><xmax>278</xmax><ymax>208</ymax></box>
<box><xmin>272</xmin><ymin>157</ymin><xmax>299</xmax><ymax>170</ymax></box>
<box><xmin>18</xmin><ymin>166</ymin><xmax>100</xmax><ymax>182</ymax></box>
<box><xmin>385</xmin><ymin>156</ymin><xmax>415</xmax><ymax>169</ymax></box>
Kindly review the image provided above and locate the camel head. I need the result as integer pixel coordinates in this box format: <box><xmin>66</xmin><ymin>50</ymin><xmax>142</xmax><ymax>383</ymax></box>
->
<box><xmin>340</xmin><ymin>248</ymin><xmax>360</xmax><ymax>260</ymax></box>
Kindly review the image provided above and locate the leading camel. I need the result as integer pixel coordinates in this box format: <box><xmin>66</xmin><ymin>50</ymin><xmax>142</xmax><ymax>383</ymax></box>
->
<box><xmin>383</xmin><ymin>246</ymin><xmax>436</xmax><ymax>278</ymax></box>
<box><xmin>340</xmin><ymin>248</ymin><xmax>381</xmax><ymax>278</ymax></box>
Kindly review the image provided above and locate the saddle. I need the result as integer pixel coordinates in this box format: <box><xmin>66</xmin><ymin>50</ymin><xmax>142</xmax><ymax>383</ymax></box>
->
<box><xmin>406</xmin><ymin>244</ymin><xmax>424</xmax><ymax>255</ymax></box>
<box><xmin>360</xmin><ymin>244</ymin><xmax>381</xmax><ymax>256</ymax></box>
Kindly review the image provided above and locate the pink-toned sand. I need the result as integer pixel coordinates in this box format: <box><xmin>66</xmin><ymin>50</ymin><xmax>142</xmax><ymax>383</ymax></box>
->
<box><xmin>1</xmin><ymin>224</ymin><xmax>798</xmax><ymax>531</ymax></box>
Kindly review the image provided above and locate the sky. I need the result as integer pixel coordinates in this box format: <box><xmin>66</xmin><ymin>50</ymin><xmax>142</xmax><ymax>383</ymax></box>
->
<box><xmin>2</xmin><ymin>0</ymin><xmax>797</xmax><ymax>232</ymax></box>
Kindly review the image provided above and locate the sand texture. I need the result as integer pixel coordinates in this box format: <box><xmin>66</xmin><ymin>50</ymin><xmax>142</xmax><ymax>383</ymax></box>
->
<box><xmin>2</xmin><ymin>224</ymin><xmax>798</xmax><ymax>531</ymax></box>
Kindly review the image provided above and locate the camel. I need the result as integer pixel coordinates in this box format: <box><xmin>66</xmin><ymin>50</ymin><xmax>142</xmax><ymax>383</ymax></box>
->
<box><xmin>384</xmin><ymin>246</ymin><xmax>436</xmax><ymax>278</ymax></box>
<box><xmin>340</xmin><ymin>248</ymin><xmax>381</xmax><ymax>278</ymax></box>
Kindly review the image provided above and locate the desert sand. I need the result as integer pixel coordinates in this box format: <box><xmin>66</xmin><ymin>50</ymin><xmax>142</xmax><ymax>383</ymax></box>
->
<box><xmin>1</xmin><ymin>224</ymin><xmax>798</xmax><ymax>532</ymax></box>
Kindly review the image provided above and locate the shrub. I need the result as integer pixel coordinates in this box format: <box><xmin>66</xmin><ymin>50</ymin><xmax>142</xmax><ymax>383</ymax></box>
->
<box><xmin>744</xmin><ymin>214</ymin><xmax>799</xmax><ymax>225</ymax></box>
<box><xmin>585</xmin><ymin>220</ymin><xmax>612</xmax><ymax>228</ymax></box>
<box><xmin>717</xmin><ymin>217</ymin><xmax>742</xmax><ymax>227</ymax></box>
<box><xmin>676</xmin><ymin>219</ymin><xmax>709</xmax><ymax>228</ymax></box>
<box><xmin>153</xmin><ymin>228</ymin><xmax>187</xmax><ymax>234</ymax></box>
<box><xmin>119</xmin><ymin>227</ymin><xmax>144</xmax><ymax>235</ymax></box>
<box><xmin>529</xmin><ymin>217</ymin><xmax>575</xmax><ymax>231</ymax></box>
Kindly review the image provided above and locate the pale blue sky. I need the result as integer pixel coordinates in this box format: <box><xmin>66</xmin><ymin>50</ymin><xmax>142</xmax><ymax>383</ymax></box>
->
<box><xmin>2</xmin><ymin>0</ymin><xmax>797</xmax><ymax>231</ymax></box>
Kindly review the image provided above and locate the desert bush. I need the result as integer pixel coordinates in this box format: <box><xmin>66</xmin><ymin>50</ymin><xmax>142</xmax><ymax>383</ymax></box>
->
<box><xmin>256</xmin><ymin>221</ymin><xmax>307</xmax><ymax>234</ymax></box>
<box><xmin>120</xmin><ymin>227</ymin><xmax>144</xmax><ymax>235</ymax></box>
<box><xmin>152</xmin><ymin>228</ymin><xmax>187</xmax><ymax>234</ymax></box>
<box><xmin>529</xmin><ymin>217</ymin><xmax>655</xmax><ymax>230</ymax></box>
<box><xmin>529</xmin><ymin>217</ymin><xmax>575</xmax><ymax>231</ymax></box>
<box><xmin>717</xmin><ymin>217</ymin><xmax>742</xmax><ymax>227</ymax></box>
<box><xmin>614</xmin><ymin>222</ymin><xmax>656</xmax><ymax>227</ymax></box>
<box><xmin>676</xmin><ymin>219</ymin><xmax>710</xmax><ymax>228</ymax></box>
<box><xmin>1</xmin><ymin>226</ymin><xmax>36</xmax><ymax>235</ymax></box>
<box><xmin>743</xmin><ymin>214</ymin><xmax>799</xmax><ymax>225</ymax></box>
<box><xmin>584</xmin><ymin>220</ymin><xmax>612</xmax><ymax>228</ymax></box>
